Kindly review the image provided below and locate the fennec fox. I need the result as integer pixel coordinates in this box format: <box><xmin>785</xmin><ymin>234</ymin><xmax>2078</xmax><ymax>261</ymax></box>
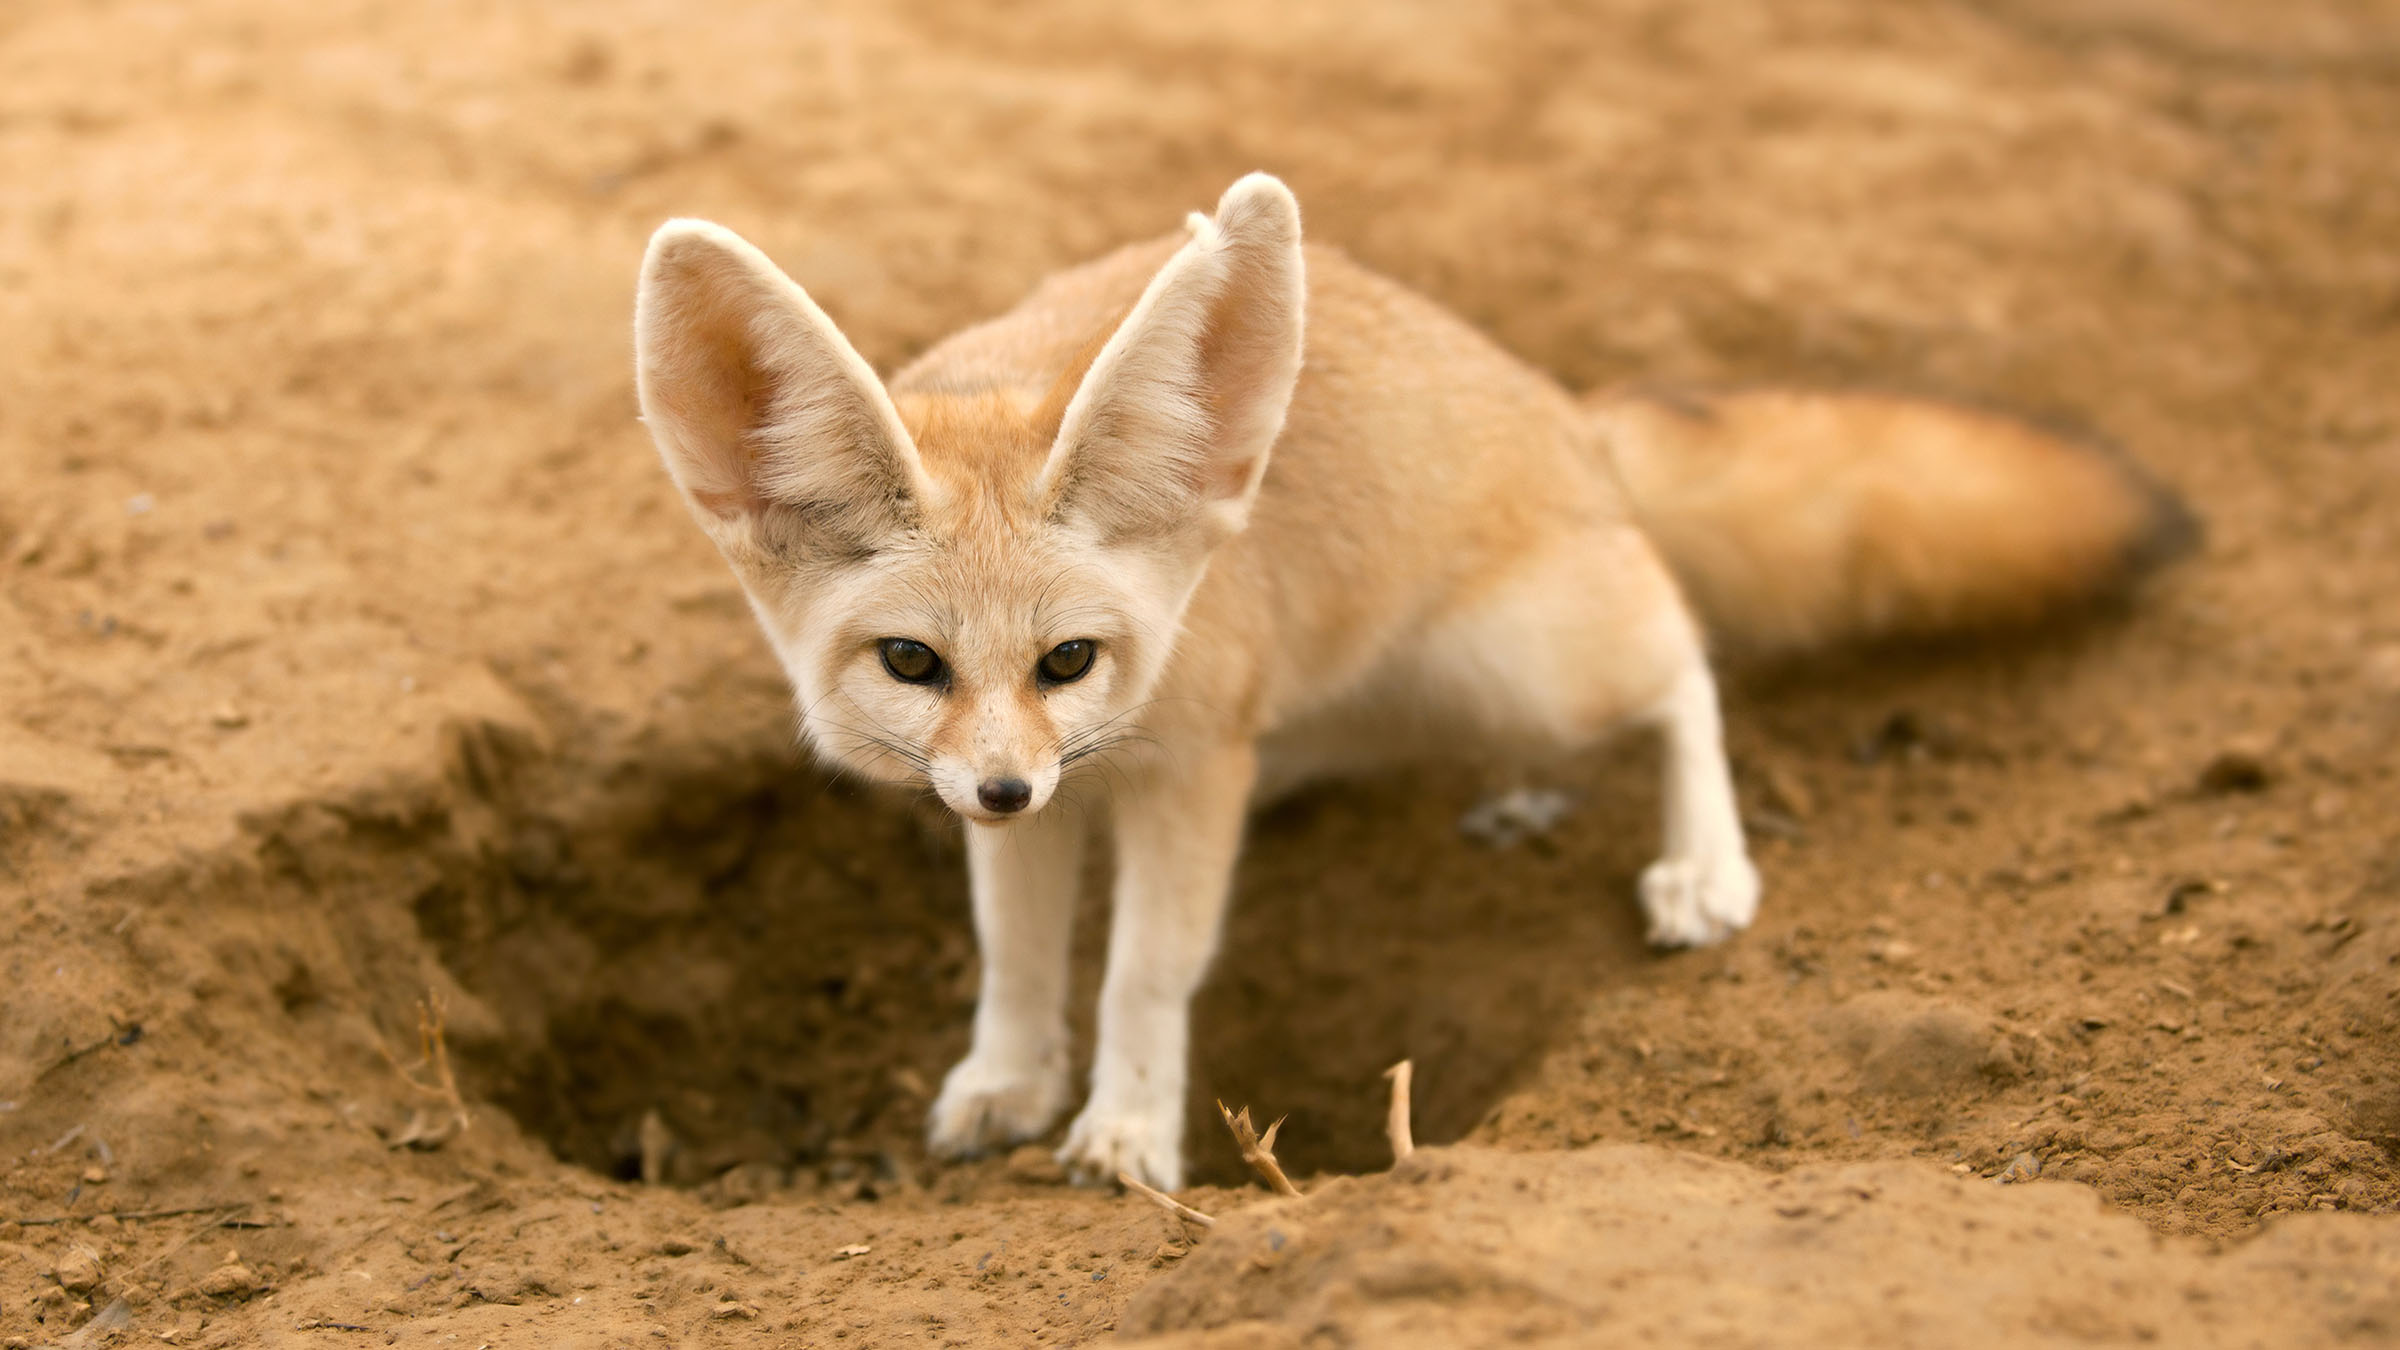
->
<box><xmin>632</xmin><ymin>175</ymin><xmax>2190</xmax><ymax>1189</ymax></box>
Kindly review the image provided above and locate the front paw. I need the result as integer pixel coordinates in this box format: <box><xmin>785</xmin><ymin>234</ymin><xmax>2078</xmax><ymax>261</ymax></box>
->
<box><xmin>926</xmin><ymin>1052</ymin><xmax>1070</xmax><ymax>1159</ymax></box>
<box><xmin>1640</xmin><ymin>851</ymin><xmax>1760</xmax><ymax>948</ymax></box>
<box><xmin>1058</xmin><ymin>1098</ymin><xmax>1184</xmax><ymax>1191</ymax></box>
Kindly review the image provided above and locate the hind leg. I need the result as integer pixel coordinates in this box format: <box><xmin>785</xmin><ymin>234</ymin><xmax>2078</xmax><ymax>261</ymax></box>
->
<box><xmin>1636</xmin><ymin>661</ymin><xmax>1759</xmax><ymax>946</ymax></box>
<box><xmin>1413</xmin><ymin>524</ymin><xmax>1758</xmax><ymax>946</ymax></box>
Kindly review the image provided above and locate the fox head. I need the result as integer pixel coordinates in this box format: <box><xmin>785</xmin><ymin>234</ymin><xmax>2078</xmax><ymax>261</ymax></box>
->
<box><xmin>632</xmin><ymin>176</ymin><xmax>1305</xmax><ymax>822</ymax></box>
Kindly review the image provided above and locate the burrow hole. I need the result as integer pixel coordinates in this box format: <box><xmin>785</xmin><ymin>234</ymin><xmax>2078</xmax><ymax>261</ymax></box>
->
<box><xmin>414</xmin><ymin>748</ymin><xmax>1659</xmax><ymax>1195</ymax></box>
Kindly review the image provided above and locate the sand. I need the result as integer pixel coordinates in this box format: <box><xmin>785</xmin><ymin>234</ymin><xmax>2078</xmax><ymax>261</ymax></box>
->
<box><xmin>3</xmin><ymin>0</ymin><xmax>2398</xmax><ymax>1344</ymax></box>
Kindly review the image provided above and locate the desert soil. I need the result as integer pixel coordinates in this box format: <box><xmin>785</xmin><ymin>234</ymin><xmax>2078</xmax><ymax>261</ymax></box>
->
<box><xmin>4</xmin><ymin>0</ymin><xmax>2399</xmax><ymax>1345</ymax></box>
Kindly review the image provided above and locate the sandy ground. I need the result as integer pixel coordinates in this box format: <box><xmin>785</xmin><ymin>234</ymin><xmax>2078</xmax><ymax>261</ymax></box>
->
<box><xmin>5</xmin><ymin>0</ymin><xmax>2400</xmax><ymax>1345</ymax></box>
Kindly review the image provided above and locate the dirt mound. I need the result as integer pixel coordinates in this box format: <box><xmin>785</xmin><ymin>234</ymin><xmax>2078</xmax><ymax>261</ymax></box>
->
<box><xmin>1125</xmin><ymin>1146</ymin><xmax>2400</xmax><ymax>1347</ymax></box>
<box><xmin>5</xmin><ymin>0</ymin><xmax>2399</xmax><ymax>1345</ymax></box>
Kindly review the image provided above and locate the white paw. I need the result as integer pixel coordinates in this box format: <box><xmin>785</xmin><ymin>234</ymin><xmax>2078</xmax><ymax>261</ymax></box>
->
<box><xmin>1057</xmin><ymin>1099</ymin><xmax>1184</xmax><ymax>1191</ymax></box>
<box><xmin>1640</xmin><ymin>851</ymin><xmax>1760</xmax><ymax>948</ymax></box>
<box><xmin>925</xmin><ymin>1051</ymin><xmax>1070</xmax><ymax>1159</ymax></box>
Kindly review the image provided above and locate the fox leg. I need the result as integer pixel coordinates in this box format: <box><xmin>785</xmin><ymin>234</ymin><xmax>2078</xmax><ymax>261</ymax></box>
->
<box><xmin>926</xmin><ymin>807</ymin><xmax>1086</xmax><ymax>1158</ymax></box>
<box><xmin>1422</xmin><ymin>523</ymin><xmax>1758</xmax><ymax>946</ymax></box>
<box><xmin>1058</xmin><ymin>739</ymin><xmax>1256</xmax><ymax>1190</ymax></box>
<box><xmin>1637</xmin><ymin>659</ymin><xmax>1759</xmax><ymax>946</ymax></box>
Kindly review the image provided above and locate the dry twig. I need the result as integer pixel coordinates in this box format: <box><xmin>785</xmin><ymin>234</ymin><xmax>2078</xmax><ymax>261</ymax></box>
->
<box><xmin>377</xmin><ymin>991</ymin><xmax>470</xmax><ymax>1142</ymax></box>
<box><xmin>1383</xmin><ymin>1059</ymin><xmax>1415</xmax><ymax>1163</ymax></box>
<box><xmin>9</xmin><ymin>1203</ymin><xmax>250</xmax><ymax>1229</ymax></box>
<box><xmin>36</xmin><ymin>1021</ymin><xmax>145</xmax><ymax>1082</ymax></box>
<box><xmin>1217</xmin><ymin>1101</ymin><xmax>1302</xmax><ymax>1197</ymax></box>
<box><xmin>1116</xmin><ymin>1171</ymin><xmax>1216</xmax><ymax>1228</ymax></box>
<box><xmin>124</xmin><ymin>1206</ymin><xmax>254</xmax><ymax>1288</ymax></box>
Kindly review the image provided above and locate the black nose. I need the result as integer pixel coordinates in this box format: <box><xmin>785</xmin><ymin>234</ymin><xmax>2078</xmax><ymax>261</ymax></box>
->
<box><xmin>976</xmin><ymin>777</ymin><xmax>1033</xmax><ymax>814</ymax></box>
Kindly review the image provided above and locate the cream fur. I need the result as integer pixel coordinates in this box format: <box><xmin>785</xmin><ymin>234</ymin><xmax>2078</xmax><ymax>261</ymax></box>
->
<box><xmin>632</xmin><ymin>173</ymin><xmax>2179</xmax><ymax>1190</ymax></box>
<box><xmin>634</xmin><ymin>219</ymin><xmax>938</xmax><ymax>557</ymax></box>
<box><xmin>1037</xmin><ymin>174</ymin><xmax>1305</xmax><ymax>542</ymax></box>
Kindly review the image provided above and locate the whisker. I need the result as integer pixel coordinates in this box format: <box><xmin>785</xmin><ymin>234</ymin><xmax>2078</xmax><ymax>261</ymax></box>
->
<box><xmin>798</xmin><ymin>697</ymin><xmax>936</xmax><ymax>786</ymax></box>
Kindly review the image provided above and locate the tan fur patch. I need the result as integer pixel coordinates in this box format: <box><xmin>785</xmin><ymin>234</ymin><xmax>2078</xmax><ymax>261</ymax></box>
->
<box><xmin>1595</xmin><ymin>387</ymin><xmax>2193</xmax><ymax>654</ymax></box>
<box><xmin>892</xmin><ymin>390</ymin><xmax>1052</xmax><ymax>532</ymax></box>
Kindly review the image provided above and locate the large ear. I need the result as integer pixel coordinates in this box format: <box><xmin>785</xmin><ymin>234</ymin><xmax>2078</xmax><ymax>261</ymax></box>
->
<box><xmin>634</xmin><ymin>220</ymin><xmax>932</xmax><ymax>555</ymax></box>
<box><xmin>1035</xmin><ymin>174</ymin><xmax>1305</xmax><ymax>542</ymax></box>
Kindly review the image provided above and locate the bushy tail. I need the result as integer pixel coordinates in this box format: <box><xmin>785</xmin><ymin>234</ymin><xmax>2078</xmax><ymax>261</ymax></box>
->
<box><xmin>1591</xmin><ymin>388</ymin><xmax>2198</xmax><ymax>656</ymax></box>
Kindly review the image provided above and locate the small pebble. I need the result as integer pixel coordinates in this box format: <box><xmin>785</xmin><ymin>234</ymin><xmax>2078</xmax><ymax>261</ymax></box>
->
<box><xmin>2197</xmin><ymin>749</ymin><xmax>2270</xmax><ymax>795</ymax></box>
<box><xmin>1458</xmin><ymin>787</ymin><xmax>1576</xmax><ymax>848</ymax></box>
<box><xmin>196</xmin><ymin>1261</ymin><xmax>259</xmax><ymax>1297</ymax></box>
<box><xmin>1006</xmin><ymin>1144</ymin><xmax>1066</xmax><ymax>1186</ymax></box>
<box><xmin>54</xmin><ymin>1246</ymin><xmax>104</xmax><ymax>1292</ymax></box>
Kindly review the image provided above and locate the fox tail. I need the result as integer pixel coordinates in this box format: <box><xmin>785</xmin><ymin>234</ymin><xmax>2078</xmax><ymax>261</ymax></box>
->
<box><xmin>1592</xmin><ymin>387</ymin><xmax>2198</xmax><ymax>656</ymax></box>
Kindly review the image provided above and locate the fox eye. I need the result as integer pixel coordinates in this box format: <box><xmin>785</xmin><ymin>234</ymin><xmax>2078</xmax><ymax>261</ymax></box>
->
<box><xmin>1037</xmin><ymin>640</ymin><xmax>1096</xmax><ymax>685</ymax></box>
<box><xmin>878</xmin><ymin>638</ymin><xmax>945</xmax><ymax>685</ymax></box>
